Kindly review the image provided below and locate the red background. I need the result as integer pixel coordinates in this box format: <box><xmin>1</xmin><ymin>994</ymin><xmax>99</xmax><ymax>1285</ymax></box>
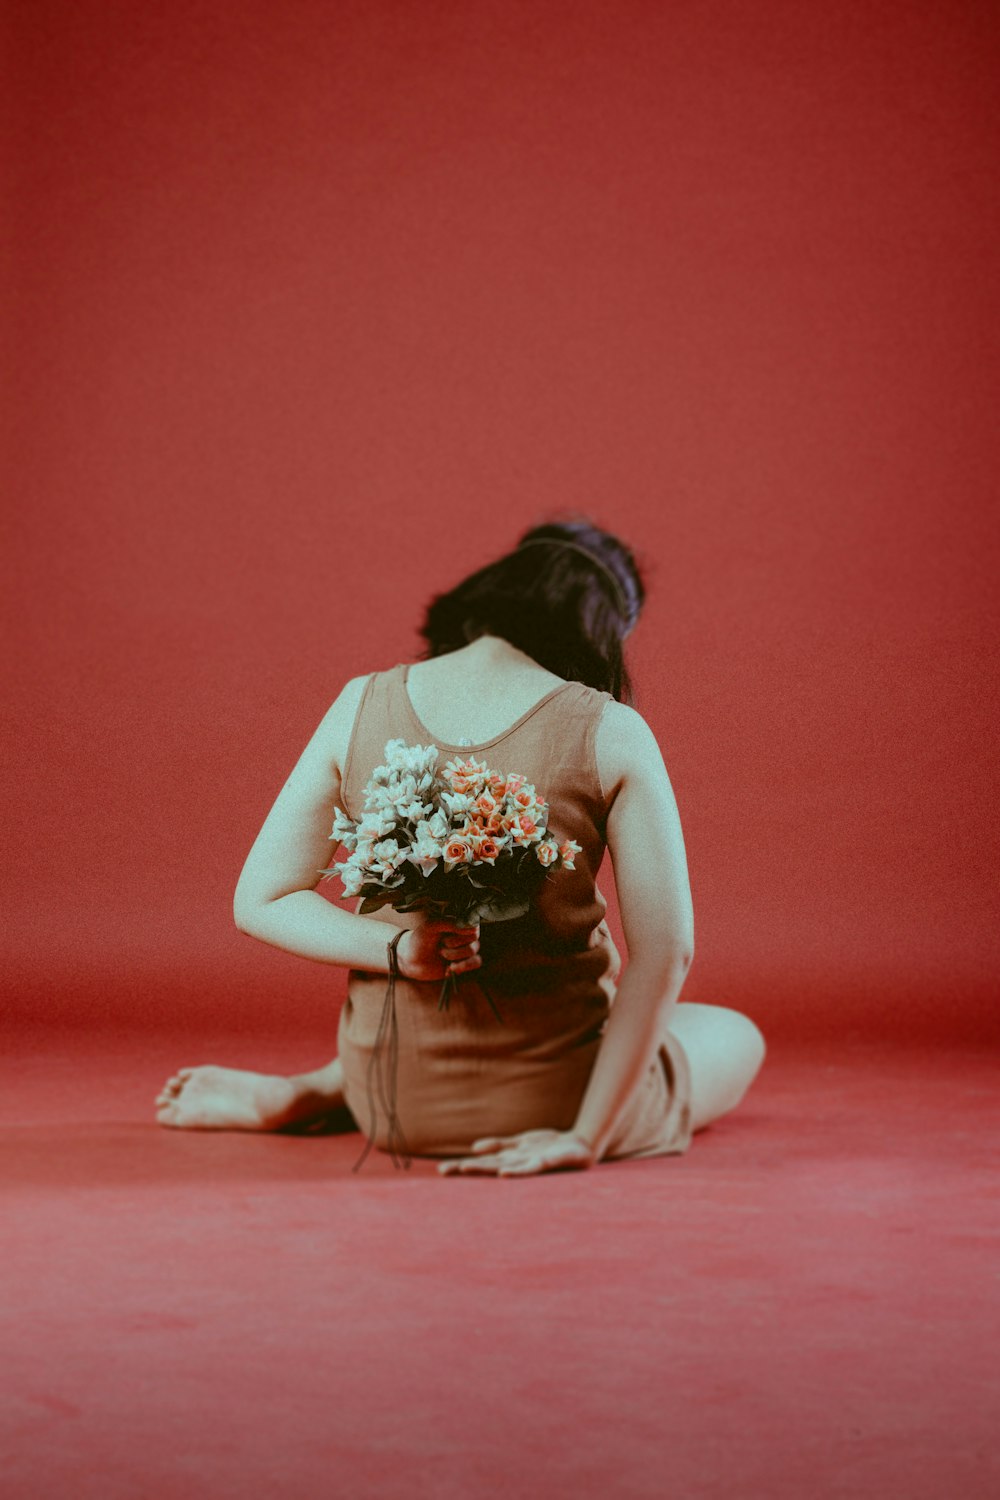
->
<box><xmin>5</xmin><ymin>0</ymin><xmax>998</xmax><ymax>1043</ymax></box>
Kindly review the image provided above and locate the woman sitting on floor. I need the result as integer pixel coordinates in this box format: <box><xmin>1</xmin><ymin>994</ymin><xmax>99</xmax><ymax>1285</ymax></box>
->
<box><xmin>156</xmin><ymin>517</ymin><xmax>765</xmax><ymax>1176</ymax></box>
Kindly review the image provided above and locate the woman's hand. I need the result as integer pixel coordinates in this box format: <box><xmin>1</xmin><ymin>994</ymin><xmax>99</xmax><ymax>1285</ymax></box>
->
<box><xmin>437</xmin><ymin>1128</ymin><xmax>595</xmax><ymax>1177</ymax></box>
<box><xmin>397</xmin><ymin>918</ymin><xmax>482</xmax><ymax>983</ymax></box>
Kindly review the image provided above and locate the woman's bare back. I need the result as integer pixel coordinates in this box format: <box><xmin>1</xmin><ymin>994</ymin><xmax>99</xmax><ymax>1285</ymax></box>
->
<box><xmin>398</xmin><ymin>636</ymin><xmax>568</xmax><ymax>747</ymax></box>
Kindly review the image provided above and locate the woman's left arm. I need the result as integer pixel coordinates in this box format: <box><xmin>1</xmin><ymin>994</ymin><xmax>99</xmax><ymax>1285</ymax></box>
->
<box><xmin>233</xmin><ymin>679</ymin><xmax>481</xmax><ymax>982</ymax></box>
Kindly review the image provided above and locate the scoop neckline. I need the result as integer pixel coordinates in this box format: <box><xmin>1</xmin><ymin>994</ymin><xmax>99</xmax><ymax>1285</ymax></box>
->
<box><xmin>400</xmin><ymin>662</ymin><xmax>575</xmax><ymax>753</ymax></box>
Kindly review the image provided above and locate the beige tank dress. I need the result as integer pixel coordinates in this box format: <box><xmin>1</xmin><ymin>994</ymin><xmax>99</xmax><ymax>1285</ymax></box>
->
<box><xmin>336</xmin><ymin>661</ymin><xmax>694</xmax><ymax>1169</ymax></box>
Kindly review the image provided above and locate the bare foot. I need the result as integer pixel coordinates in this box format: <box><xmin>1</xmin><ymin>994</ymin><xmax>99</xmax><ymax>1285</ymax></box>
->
<box><xmin>155</xmin><ymin>1061</ymin><xmax>350</xmax><ymax>1133</ymax></box>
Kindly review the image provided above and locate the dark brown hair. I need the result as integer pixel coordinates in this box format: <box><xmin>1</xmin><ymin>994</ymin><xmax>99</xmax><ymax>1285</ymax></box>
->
<box><xmin>418</xmin><ymin>517</ymin><xmax>646</xmax><ymax>702</ymax></box>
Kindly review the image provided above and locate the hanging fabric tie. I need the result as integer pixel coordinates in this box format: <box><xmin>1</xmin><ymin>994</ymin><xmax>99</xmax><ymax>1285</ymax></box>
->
<box><xmin>352</xmin><ymin>928</ymin><xmax>412</xmax><ymax>1174</ymax></box>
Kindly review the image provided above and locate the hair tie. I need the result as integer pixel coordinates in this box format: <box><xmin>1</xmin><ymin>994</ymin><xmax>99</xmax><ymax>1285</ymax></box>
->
<box><xmin>516</xmin><ymin>537</ymin><xmax>633</xmax><ymax>623</ymax></box>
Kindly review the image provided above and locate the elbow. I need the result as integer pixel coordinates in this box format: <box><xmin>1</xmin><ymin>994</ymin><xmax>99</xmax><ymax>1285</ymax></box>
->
<box><xmin>662</xmin><ymin>942</ymin><xmax>694</xmax><ymax>982</ymax></box>
<box><xmin>660</xmin><ymin>916</ymin><xmax>694</xmax><ymax>969</ymax></box>
<box><xmin>651</xmin><ymin>916</ymin><xmax>694</xmax><ymax>980</ymax></box>
<box><xmin>630</xmin><ymin>946</ymin><xmax>693</xmax><ymax>988</ymax></box>
<box><xmin>233</xmin><ymin>875</ymin><xmax>277</xmax><ymax>934</ymax></box>
<box><xmin>674</xmin><ymin>923</ymin><xmax>695</xmax><ymax>973</ymax></box>
<box><xmin>235</xmin><ymin>885</ymin><xmax>304</xmax><ymax>935</ymax></box>
<box><xmin>670</xmin><ymin>947</ymin><xmax>694</xmax><ymax>980</ymax></box>
<box><xmin>233</xmin><ymin>896</ymin><xmax>261</xmax><ymax>935</ymax></box>
<box><xmin>234</xmin><ymin>889</ymin><xmax>293</xmax><ymax>935</ymax></box>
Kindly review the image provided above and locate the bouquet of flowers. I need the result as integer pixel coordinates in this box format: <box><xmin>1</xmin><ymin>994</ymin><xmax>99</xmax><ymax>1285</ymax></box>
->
<box><xmin>320</xmin><ymin>738</ymin><xmax>581</xmax><ymax>1013</ymax></box>
<box><xmin>321</xmin><ymin>739</ymin><xmax>582</xmax><ymax>1174</ymax></box>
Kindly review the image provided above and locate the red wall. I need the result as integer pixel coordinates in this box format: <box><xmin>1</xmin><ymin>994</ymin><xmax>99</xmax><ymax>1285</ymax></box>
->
<box><xmin>5</xmin><ymin>0</ymin><xmax>998</xmax><ymax>1041</ymax></box>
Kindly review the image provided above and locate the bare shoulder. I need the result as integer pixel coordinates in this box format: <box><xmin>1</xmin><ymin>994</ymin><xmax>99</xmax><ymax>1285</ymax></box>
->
<box><xmin>320</xmin><ymin>673</ymin><xmax>374</xmax><ymax>779</ymax></box>
<box><xmin>595</xmin><ymin>699</ymin><xmax>668</xmax><ymax>801</ymax></box>
<box><xmin>288</xmin><ymin>673</ymin><xmax>374</xmax><ymax>792</ymax></box>
<box><xmin>335</xmin><ymin>672</ymin><xmax>374</xmax><ymax>717</ymax></box>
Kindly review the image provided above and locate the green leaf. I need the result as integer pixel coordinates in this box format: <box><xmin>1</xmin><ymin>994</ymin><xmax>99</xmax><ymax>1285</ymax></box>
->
<box><xmin>358</xmin><ymin>893</ymin><xmax>396</xmax><ymax>914</ymax></box>
<box><xmin>476</xmin><ymin>896</ymin><xmax>530</xmax><ymax>923</ymax></box>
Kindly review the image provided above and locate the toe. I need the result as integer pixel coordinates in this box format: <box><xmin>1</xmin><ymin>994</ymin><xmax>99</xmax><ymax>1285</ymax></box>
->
<box><xmin>156</xmin><ymin>1079</ymin><xmax>190</xmax><ymax>1111</ymax></box>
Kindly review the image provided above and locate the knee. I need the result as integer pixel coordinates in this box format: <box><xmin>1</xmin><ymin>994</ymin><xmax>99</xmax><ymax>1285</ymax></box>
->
<box><xmin>732</xmin><ymin>1012</ymin><xmax>766</xmax><ymax>1096</ymax></box>
<box><xmin>668</xmin><ymin>1004</ymin><xmax>766</xmax><ymax>1132</ymax></box>
<box><xmin>700</xmin><ymin>1004</ymin><xmax>766</xmax><ymax>1066</ymax></box>
<box><xmin>744</xmin><ymin>1014</ymin><xmax>766</xmax><ymax>1066</ymax></box>
<box><xmin>708</xmin><ymin>1006</ymin><xmax>766</xmax><ymax>1106</ymax></box>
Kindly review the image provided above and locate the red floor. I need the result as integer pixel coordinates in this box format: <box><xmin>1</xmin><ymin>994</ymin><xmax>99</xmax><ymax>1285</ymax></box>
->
<box><xmin>2</xmin><ymin>1028</ymin><xmax>997</xmax><ymax>1500</ymax></box>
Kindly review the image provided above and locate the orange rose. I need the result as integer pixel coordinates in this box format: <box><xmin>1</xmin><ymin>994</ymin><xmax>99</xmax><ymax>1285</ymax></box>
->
<box><xmin>559</xmin><ymin>839</ymin><xmax>582</xmax><ymax>870</ymax></box>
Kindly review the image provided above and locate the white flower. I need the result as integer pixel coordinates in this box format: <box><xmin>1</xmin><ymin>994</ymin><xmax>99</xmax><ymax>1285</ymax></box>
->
<box><xmin>399</xmin><ymin>799</ymin><xmax>434</xmax><ymax>822</ymax></box>
<box><xmin>388</xmin><ymin>772</ymin><xmax>419</xmax><ymax>805</ymax></box>
<box><xmin>384</xmin><ymin>740</ymin><xmax>440</xmax><ymax>776</ymax></box>
<box><xmin>441</xmin><ymin>790</ymin><xmax>474</xmax><ymax>818</ymax></box>
<box><xmin>358</xmin><ymin>810</ymin><xmax>398</xmax><ymax>839</ymax></box>
<box><xmin>354</xmin><ymin>836</ymin><xmax>379</xmax><ymax>869</ymax></box>
<box><xmin>371</xmin><ymin>838</ymin><xmax>405</xmax><ymax>875</ymax></box>
<box><xmin>425</xmin><ymin>809</ymin><xmax>450</xmax><ymax>840</ymax></box>
<box><xmin>330</xmin><ymin>807</ymin><xmax>358</xmax><ymax>850</ymax></box>
<box><xmin>406</xmin><ymin>827</ymin><xmax>444</xmax><ymax>878</ymax></box>
<box><xmin>413</xmin><ymin>745</ymin><xmax>440</xmax><ymax>775</ymax></box>
<box><xmin>336</xmin><ymin>859</ymin><xmax>366</xmax><ymax>897</ymax></box>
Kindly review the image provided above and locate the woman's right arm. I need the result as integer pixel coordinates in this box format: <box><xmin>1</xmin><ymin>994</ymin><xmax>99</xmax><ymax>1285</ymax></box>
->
<box><xmin>435</xmin><ymin>711</ymin><xmax>692</xmax><ymax>1177</ymax></box>
<box><xmin>571</xmin><ymin>702</ymin><xmax>695</xmax><ymax>1159</ymax></box>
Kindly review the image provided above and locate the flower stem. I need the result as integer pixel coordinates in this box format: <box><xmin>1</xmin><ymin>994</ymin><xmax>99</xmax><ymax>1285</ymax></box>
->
<box><xmin>437</xmin><ymin>970</ymin><xmax>504</xmax><ymax>1023</ymax></box>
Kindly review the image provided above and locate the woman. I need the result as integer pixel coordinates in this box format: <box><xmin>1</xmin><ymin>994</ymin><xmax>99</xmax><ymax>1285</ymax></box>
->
<box><xmin>156</xmin><ymin>518</ymin><xmax>766</xmax><ymax>1176</ymax></box>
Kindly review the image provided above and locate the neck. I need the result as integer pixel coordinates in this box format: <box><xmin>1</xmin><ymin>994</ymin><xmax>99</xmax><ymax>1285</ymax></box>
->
<box><xmin>456</xmin><ymin>634</ymin><xmax>535</xmax><ymax>666</ymax></box>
